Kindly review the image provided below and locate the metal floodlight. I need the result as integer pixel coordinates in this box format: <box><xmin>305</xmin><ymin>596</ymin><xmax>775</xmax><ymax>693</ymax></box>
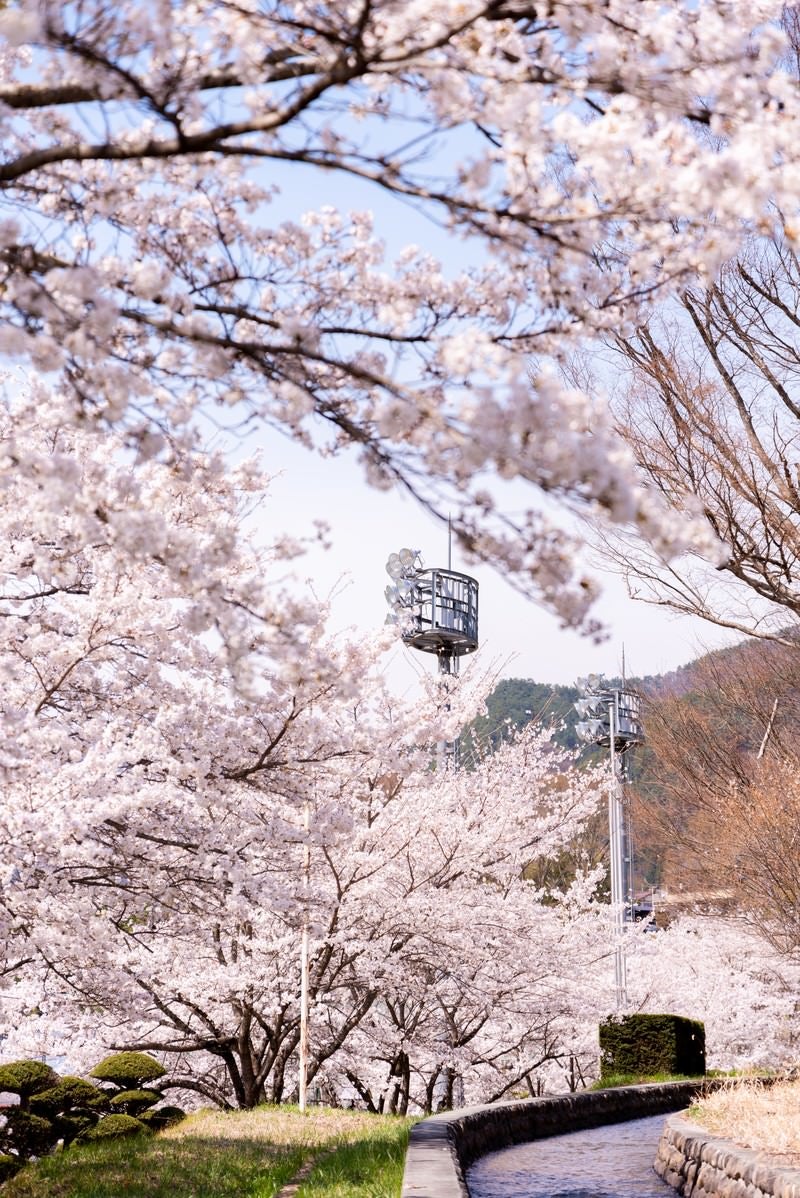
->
<box><xmin>576</xmin><ymin>718</ymin><xmax>607</xmax><ymax>741</ymax></box>
<box><xmin>386</xmin><ymin>554</ymin><xmax>404</xmax><ymax>580</ymax></box>
<box><xmin>385</xmin><ymin>579</ymin><xmax>420</xmax><ymax>616</ymax></box>
<box><xmin>573</xmin><ymin>679</ymin><xmax>643</xmax><ymax>752</ymax></box>
<box><xmin>576</xmin><ymin>673</ymin><xmax>603</xmax><ymax>695</ymax></box>
<box><xmin>381</xmin><ymin>545</ymin><xmax>479</xmax><ymax>674</ymax></box>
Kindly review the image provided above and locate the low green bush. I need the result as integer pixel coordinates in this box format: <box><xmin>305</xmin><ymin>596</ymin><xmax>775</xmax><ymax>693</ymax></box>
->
<box><xmin>0</xmin><ymin>1051</ymin><xmax>182</xmax><ymax>1166</ymax></box>
<box><xmin>109</xmin><ymin>1089</ymin><xmax>161</xmax><ymax>1115</ymax></box>
<box><xmin>53</xmin><ymin>1113</ymin><xmax>96</xmax><ymax>1147</ymax></box>
<box><xmin>78</xmin><ymin>1113</ymin><xmax>150</xmax><ymax>1142</ymax></box>
<box><xmin>0</xmin><ymin>1153</ymin><xmax>22</xmax><ymax>1183</ymax></box>
<box><xmin>0</xmin><ymin>1063</ymin><xmax>58</xmax><ymax>1109</ymax></box>
<box><xmin>0</xmin><ymin>1111</ymin><xmax>58</xmax><ymax>1159</ymax></box>
<box><xmin>90</xmin><ymin>1053</ymin><xmax>166</xmax><ymax>1090</ymax></box>
<box><xmin>30</xmin><ymin>1077</ymin><xmax>104</xmax><ymax>1118</ymax></box>
<box><xmin>137</xmin><ymin>1105</ymin><xmax>186</xmax><ymax>1130</ymax></box>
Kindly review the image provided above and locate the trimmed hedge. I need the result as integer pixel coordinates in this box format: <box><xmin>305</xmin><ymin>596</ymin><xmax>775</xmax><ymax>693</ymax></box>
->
<box><xmin>0</xmin><ymin>1111</ymin><xmax>56</xmax><ymax>1159</ymax></box>
<box><xmin>138</xmin><ymin>1105</ymin><xmax>186</xmax><ymax>1130</ymax></box>
<box><xmin>53</xmin><ymin>1112</ymin><xmax>96</xmax><ymax>1147</ymax></box>
<box><xmin>599</xmin><ymin>1013</ymin><xmax>706</xmax><ymax>1079</ymax></box>
<box><xmin>0</xmin><ymin>1154</ymin><xmax>21</xmax><ymax>1183</ymax></box>
<box><xmin>30</xmin><ymin>1077</ymin><xmax>105</xmax><ymax>1118</ymax></box>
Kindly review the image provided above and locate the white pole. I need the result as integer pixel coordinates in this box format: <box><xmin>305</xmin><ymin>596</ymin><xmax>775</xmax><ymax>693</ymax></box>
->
<box><xmin>608</xmin><ymin>699</ymin><xmax>627</xmax><ymax>1009</ymax></box>
<box><xmin>299</xmin><ymin>799</ymin><xmax>310</xmax><ymax>1112</ymax></box>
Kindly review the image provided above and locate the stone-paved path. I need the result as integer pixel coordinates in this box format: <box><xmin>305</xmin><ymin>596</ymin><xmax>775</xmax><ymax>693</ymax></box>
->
<box><xmin>466</xmin><ymin>1113</ymin><xmax>675</xmax><ymax>1198</ymax></box>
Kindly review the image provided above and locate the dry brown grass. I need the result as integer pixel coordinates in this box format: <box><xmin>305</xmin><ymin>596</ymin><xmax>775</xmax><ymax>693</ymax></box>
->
<box><xmin>163</xmin><ymin>1105</ymin><xmax>390</xmax><ymax>1149</ymax></box>
<box><xmin>689</xmin><ymin>1080</ymin><xmax>800</xmax><ymax>1166</ymax></box>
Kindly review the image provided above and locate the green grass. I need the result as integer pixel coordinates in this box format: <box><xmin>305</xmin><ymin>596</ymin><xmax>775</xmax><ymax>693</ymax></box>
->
<box><xmin>590</xmin><ymin>1071</ymin><xmax>702</xmax><ymax>1089</ymax></box>
<box><xmin>0</xmin><ymin>1106</ymin><xmax>414</xmax><ymax>1198</ymax></box>
<box><xmin>0</xmin><ymin>1135</ymin><xmax>304</xmax><ymax>1198</ymax></box>
<box><xmin>295</xmin><ymin>1120</ymin><xmax>412</xmax><ymax>1198</ymax></box>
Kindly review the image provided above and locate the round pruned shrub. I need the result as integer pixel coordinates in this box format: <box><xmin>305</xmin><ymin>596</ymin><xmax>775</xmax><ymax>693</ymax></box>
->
<box><xmin>109</xmin><ymin>1089</ymin><xmax>161</xmax><ymax>1116</ymax></box>
<box><xmin>77</xmin><ymin>1113</ymin><xmax>151</xmax><ymax>1142</ymax></box>
<box><xmin>0</xmin><ymin>1061</ymin><xmax>58</xmax><ymax>1109</ymax></box>
<box><xmin>89</xmin><ymin>1052</ymin><xmax>166</xmax><ymax>1090</ymax></box>
<box><xmin>138</xmin><ymin>1105</ymin><xmax>186</xmax><ymax>1131</ymax></box>
<box><xmin>30</xmin><ymin>1077</ymin><xmax>103</xmax><ymax>1118</ymax></box>
<box><xmin>54</xmin><ymin>1112</ymin><xmax>98</xmax><ymax>1146</ymax></box>
<box><xmin>0</xmin><ymin>1110</ymin><xmax>59</xmax><ymax>1159</ymax></box>
<box><xmin>0</xmin><ymin>1052</ymin><xmax>175</xmax><ymax>1164</ymax></box>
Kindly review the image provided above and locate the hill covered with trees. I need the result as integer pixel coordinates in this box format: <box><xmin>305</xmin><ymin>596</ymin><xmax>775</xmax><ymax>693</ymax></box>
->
<box><xmin>473</xmin><ymin>630</ymin><xmax>800</xmax><ymax>958</ymax></box>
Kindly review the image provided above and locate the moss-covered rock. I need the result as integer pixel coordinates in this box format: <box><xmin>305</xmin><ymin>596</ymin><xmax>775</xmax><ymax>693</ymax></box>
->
<box><xmin>0</xmin><ymin>1061</ymin><xmax>59</xmax><ymax>1107</ymax></box>
<box><xmin>89</xmin><ymin>1052</ymin><xmax>166</xmax><ymax>1090</ymax></box>
<box><xmin>109</xmin><ymin>1089</ymin><xmax>161</xmax><ymax>1115</ymax></box>
<box><xmin>78</xmin><ymin>1113</ymin><xmax>151</xmax><ymax>1142</ymax></box>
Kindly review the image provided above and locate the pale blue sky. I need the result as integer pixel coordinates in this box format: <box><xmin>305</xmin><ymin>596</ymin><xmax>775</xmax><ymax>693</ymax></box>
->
<box><xmin>231</xmin><ymin>141</ymin><xmax>738</xmax><ymax>693</ymax></box>
<box><xmin>251</xmin><ymin>427</ymin><xmax>737</xmax><ymax>696</ymax></box>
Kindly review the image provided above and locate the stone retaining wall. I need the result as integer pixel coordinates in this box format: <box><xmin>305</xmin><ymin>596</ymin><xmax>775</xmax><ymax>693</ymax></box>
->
<box><xmin>655</xmin><ymin>1113</ymin><xmax>800</xmax><ymax>1198</ymax></box>
<box><xmin>401</xmin><ymin>1080</ymin><xmax>713</xmax><ymax>1198</ymax></box>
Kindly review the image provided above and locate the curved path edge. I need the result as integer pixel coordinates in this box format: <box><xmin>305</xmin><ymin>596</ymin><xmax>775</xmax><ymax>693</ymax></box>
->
<box><xmin>401</xmin><ymin>1079</ymin><xmax>717</xmax><ymax>1198</ymax></box>
<box><xmin>656</xmin><ymin>1112</ymin><xmax>800</xmax><ymax>1198</ymax></box>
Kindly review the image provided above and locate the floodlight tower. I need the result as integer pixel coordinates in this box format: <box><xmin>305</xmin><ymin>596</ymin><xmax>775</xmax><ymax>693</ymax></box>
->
<box><xmin>574</xmin><ymin>676</ymin><xmax>644</xmax><ymax>1010</ymax></box>
<box><xmin>384</xmin><ymin>548</ymin><xmax>479</xmax><ymax>676</ymax></box>
<box><xmin>384</xmin><ymin>546</ymin><xmax>479</xmax><ymax>765</ymax></box>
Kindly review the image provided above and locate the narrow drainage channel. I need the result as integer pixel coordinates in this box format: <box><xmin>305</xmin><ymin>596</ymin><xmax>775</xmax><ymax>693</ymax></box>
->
<box><xmin>466</xmin><ymin>1112</ymin><xmax>675</xmax><ymax>1198</ymax></box>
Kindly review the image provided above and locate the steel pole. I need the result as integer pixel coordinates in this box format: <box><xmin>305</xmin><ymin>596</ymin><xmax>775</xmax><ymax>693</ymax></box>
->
<box><xmin>299</xmin><ymin>799</ymin><xmax>310</xmax><ymax>1112</ymax></box>
<box><xmin>608</xmin><ymin>700</ymin><xmax>628</xmax><ymax>1009</ymax></box>
<box><xmin>438</xmin><ymin>650</ymin><xmax>459</xmax><ymax>769</ymax></box>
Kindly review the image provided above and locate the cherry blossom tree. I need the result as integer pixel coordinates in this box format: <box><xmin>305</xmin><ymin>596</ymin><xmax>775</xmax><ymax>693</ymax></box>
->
<box><xmin>0</xmin><ymin>1</ymin><xmax>792</xmax><ymax>626</ymax></box>
<box><xmin>626</xmin><ymin>914</ymin><xmax>800</xmax><ymax>1072</ymax></box>
<box><xmin>0</xmin><ymin>389</ymin><xmax>383</xmax><ymax>1101</ymax></box>
<box><xmin>2</xmin><ymin>610</ymin><xmax>610</xmax><ymax>1111</ymax></box>
<box><xmin>0</xmin><ymin>394</ymin><xmax>617</xmax><ymax>1109</ymax></box>
<box><xmin>3</xmin><ymin>2</ymin><xmax>800</xmax><ymax>1113</ymax></box>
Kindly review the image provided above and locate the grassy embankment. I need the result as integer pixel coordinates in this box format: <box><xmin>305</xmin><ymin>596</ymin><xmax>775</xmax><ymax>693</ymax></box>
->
<box><xmin>688</xmin><ymin>1079</ymin><xmax>800</xmax><ymax>1166</ymax></box>
<box><xmin>590</xmin><ymin>1071</ymin><xmax>702</xmax><ymax>1089</ymax></box>
<box><xmin>1</xmin><ymin>1105</ymin><xmax>414</xmax><ymax>1198</ymax></box>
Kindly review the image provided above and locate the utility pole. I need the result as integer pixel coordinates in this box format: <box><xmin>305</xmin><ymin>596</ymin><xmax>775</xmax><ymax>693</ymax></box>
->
<box><xmin>575</xmin><ymin>676</ymin><xmax>644</xmax><ymax>1010</ymax></box>
<box><xmin>298</xmin><ymin>797</ymin><xmax>310</xmax><ymax>1112</ymax></box>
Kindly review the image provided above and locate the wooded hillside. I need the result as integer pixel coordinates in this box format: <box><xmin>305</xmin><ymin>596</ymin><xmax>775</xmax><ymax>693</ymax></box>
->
<box><xmin>474</xmin><ymin>634</ymin><xmax>800</xmax><ymax>951</ymax></box>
